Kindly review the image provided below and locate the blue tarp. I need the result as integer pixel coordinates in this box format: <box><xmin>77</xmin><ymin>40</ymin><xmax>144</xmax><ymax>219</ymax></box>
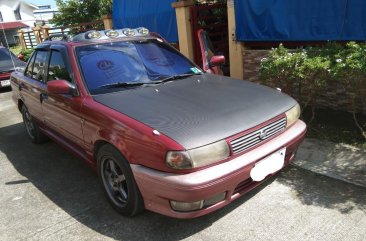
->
<box><xmin>234</xmin><ymin>0</ymin><xmax>366</xmax><ymax>41</ymax></box>
<box><xmin>113</xmin><ymin>0</ymin><xmax>178</xmax><ymax>43</ymax></box>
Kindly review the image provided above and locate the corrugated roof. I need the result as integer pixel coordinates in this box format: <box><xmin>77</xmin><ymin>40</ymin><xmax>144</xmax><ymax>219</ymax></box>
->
<box><xmin>0</xmin><ymin>22</ymin><xmax>28</xmax><ymax>30</ymax></box>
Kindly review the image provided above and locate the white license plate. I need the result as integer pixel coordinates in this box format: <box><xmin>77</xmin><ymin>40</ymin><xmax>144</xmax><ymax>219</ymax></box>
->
<box><xmin>0</xmin><ymin>79</ymin><xmax>10</xmax><ymax>87</ymax></box>
<box><xmin>250</xmin><ymin>148</ymin><xmax>286</xmax><ymax>182</ymax></box>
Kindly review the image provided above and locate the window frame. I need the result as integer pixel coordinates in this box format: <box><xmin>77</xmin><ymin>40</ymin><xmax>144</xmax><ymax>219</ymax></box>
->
<box><xmin>46</xmin><ymin>45</ymin><xmax>75</xmax><ymax>85</ymax></box>
<box><xmin>30</xmin><ymin>49</ymin><xmax>49</xmax><ymax>83</ymax></box>
<box><xmin>14</xmin><ymin>6</ymin><xmax>21</xmax><ymax>20</ymax></box>
<box><xmin>24</xmin><ymin>51</ymin><xmax>37</xmax><ymax>79</ymax></box>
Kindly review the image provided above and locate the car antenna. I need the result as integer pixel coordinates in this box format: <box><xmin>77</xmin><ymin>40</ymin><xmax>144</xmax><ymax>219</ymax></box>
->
<box><xmin>0</xmin><ymin>22</ymin><xmax>16</xmax><ymax>70</ymax></box>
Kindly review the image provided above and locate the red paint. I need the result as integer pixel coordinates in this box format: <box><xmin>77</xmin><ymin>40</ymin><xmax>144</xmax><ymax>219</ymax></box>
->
<box><xmin>132</xmin><ymin>120</ymin><xmax>306</xmax><ymax>218</ymax></box>
<box><xmin>210</xmin><ymin>55</ymin><xmax>225</xmax><ymax>67</ymax></box>
<box><xmin>47</xmin><ymin>80</ymin><xmax>71</xmax><ymax>94</ymax></box>
<box><xmin>0</xmin><ymin>72</ymin><xmax>11</xmax><ymax>80</ymax></box>
<box><xmin>0</xmin><ymin>21</ymin><xmax>28</xmax><ymax>30</ymax></box>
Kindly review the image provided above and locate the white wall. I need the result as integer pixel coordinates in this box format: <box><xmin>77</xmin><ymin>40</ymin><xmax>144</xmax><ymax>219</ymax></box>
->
<box><xmin>34</xmin><ymin>10</ymin><xmax>58</xmax><ymax>21</ymax></box>
<box><xmin>0</xmin><ymin>0</ymin><xmax>36</xmax><ymax>27</ymax></box>
<box><xmin>20</xmin><ymin>2</ymin><xmax>36</xmax><ymax>26</ymax></box>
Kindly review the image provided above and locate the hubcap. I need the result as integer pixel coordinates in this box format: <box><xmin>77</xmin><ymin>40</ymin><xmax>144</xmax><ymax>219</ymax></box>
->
<box><xmin>101</xmin><ymin>157</ymin><xmax>128</xmax><ymax>207</ymax></box>
<box><xmin>24</xmin><ymin>109</ymin><xmax>35</xmax><ymax>139</ymax></box>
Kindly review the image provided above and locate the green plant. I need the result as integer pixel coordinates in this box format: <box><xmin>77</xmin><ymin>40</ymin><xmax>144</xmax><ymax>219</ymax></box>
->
<box><xmin>10</xmin><ymin>46</ymin><xmax>22</xmax><ymax>55</ymax></box>
<box><xmin>18</xmin><ymin>48</ymin><xmax>34</xmax><ymax>62</ymax></box>
<box><xmin>260</xmin><ymin>42</ymin><xmax>366</xmax><ymax>139</ymax></box>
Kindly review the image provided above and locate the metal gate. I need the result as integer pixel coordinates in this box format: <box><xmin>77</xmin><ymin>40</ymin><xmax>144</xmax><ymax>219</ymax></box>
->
<box><xmin>190</xmin><ymin>3</ymin><xmax>228</xmax><ymax>71</ymax></box>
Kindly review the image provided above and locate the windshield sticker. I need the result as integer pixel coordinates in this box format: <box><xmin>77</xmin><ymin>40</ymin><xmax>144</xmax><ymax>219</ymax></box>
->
<box><xmin>97</xmin><ymin>60</ymin><xmax>114</xmax><ymax>70</ymax></box>
<box><xmin>190</xmin><ymin>67</ymin><xmax>202</xmax><ymax>74</ymax></box>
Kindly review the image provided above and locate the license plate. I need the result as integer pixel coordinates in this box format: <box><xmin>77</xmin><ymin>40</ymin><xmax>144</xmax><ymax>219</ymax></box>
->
<box><xmin>250</xmin><ymin>148</ymin><xmax>286</xmax><ymax>182</ymax></box>
<box><xmin>0</xmin><ymin>79</ymin><xmax>10</xmax><ymax>87</ymax></box>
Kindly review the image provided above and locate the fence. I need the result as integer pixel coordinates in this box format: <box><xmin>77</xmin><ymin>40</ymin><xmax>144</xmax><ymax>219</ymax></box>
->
<box><xmin>18</xmin><ymin>20</ymin><xmax>104</xmax><ymax>49</ymax></box>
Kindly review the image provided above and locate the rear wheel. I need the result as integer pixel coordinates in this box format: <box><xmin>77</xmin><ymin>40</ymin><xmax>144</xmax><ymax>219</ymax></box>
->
<box><xmin>21</xmin><ymin>105</ymin><xmax>48</xmax><ymax>144</ymax></box>
<box><xmin>97</xmin><ymin>144</ymin><xmax>144</xmax><ymax>216</ymax></box>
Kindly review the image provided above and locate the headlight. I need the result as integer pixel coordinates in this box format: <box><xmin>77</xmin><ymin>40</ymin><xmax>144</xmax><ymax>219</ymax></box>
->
<box><xmin>166</xmin><ymin>140</ymin><xmax>230</xmax><ymax>169</ymax></box>
<box><xmin>285</xmin><ymin>103</ymin><xmax>301</xmax><ymax>128</ymax></box>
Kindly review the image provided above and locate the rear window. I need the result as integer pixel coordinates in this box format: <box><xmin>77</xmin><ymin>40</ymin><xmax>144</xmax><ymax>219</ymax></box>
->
<box><xmin>0</xmin><ymin>49</ymin><xmax>11</xmax><ymax>61</ymax></box>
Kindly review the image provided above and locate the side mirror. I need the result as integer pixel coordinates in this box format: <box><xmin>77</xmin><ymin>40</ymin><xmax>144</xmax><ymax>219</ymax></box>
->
<box><xmin>209</xmin><ymin>55</ymin><xmax>225</xmax><ymax>67</ymax></box>
<box><xmin>47</xmin><ymin>80</ymin><xmax>76</xmax><ymax>95</ymax></box>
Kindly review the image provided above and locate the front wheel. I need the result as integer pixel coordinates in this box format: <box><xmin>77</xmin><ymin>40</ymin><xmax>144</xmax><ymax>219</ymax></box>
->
<box><xmin>97</xmin><ymin>144</ymin><xmax>144</xmax><ymax>216</ymax></box>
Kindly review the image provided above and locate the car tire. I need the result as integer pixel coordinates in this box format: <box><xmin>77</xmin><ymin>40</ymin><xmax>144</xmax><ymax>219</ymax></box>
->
<box><xmin>97</xmin><ymin>144</ymin><xmax>144</xmax><ymax>216</ymax></box>
<box><xmin>21</xmin><ymin>105</ymin><xmax>48</xmax><ymax>144</ymax></box>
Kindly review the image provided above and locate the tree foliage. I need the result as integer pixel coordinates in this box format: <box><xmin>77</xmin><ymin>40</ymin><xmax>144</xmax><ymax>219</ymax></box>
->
<box><xmin>51</xmin><ymin>0</ymin><xmax>112</xmax><ymax>26</ymax></box>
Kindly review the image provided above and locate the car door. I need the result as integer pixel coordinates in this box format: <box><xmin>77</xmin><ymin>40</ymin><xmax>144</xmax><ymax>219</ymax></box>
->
<box><xmin>20</xmin><ymin>48</ymin><xmax>49</xmax><ymax>123</ymax></box>
<box><xmin>41</xmin><ymin>45</ymin><xmax>85</xmax><ymax>147</ymax></box>
<box><xmin>197</xmin><ymin>29</ymin><xmax>224</xmax><ymax>75</ymax></box>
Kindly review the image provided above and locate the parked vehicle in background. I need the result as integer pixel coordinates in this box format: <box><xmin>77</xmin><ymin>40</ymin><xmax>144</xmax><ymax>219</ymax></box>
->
<box><xmin>10</xmin><ymin>28</ymin><xmax>306</xmax><ymax>218</ymax></box>
<box><xmin>0</xmin><ymin>47</ymin><xmax>26</xmax><ymax>88</ymax></box>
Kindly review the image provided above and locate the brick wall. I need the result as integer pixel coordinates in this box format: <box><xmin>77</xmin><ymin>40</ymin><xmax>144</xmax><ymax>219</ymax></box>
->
<box><xmin>242</xmin><ymin>49</ymin><xmax>366</xmax><ymax>113</ymax></box>
<box><xmin>243</xmin><ymin>49</ymin><xmax>269</xmax><ymax>83</ymax></box>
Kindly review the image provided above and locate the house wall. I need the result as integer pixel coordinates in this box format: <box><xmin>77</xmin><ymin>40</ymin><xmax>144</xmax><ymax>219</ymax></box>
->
<box><xmin>19</xmin><ymin>2</ymin><xmax>36</xmax><ymax>26</ymax></box>
<box><xmin>34</xmin><ymin>10</ymin><xmax>58</xmax><ymax>22</ymax></box>
<box><xmin>0</xmin><ymin>0</ymin><xmax>36</xmax><ymax>27</ymax></box>
<box><xmin>242</xmin><ymin>49</ymin><xmax>366</xmax><ymax>113</ymax></box>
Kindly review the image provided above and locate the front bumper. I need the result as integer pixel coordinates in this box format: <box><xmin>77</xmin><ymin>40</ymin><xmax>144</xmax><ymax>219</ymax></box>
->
<box><xmin>131</xmin><ymin>120</ymin><xmax>306</xmax><ymax>218</ymax></box>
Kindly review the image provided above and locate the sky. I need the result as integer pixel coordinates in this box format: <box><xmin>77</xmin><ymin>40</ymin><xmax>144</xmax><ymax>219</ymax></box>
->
<box><xmin>28</xmin><ymin>0</ymin><xmax>57</xmax><ymax>8</ymax></box>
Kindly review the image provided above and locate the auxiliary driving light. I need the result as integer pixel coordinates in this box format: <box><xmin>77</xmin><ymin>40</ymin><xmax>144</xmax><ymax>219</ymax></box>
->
<box><xmin>136</xmin><ymin>27</ymin><xmax>149</xmax><ymax>35</ymax></box>
<box><xmin>86</xmin><ymin>31</ymin><xmax>101</xmax><ymax>39</ymax></box>
<box><xmin>170</xmin><ymin>192</ymin><xmax>226</xmax><ymax>212</ymax></box>
<box><xmin>122</xmin><ymin>28</ymin><xmax>135</xmax><ymax>36</ymax></box>
<box><xmin>105</xmin><ymin>30</ymin><xmax>119</xmax><ymax>38</ymax></box>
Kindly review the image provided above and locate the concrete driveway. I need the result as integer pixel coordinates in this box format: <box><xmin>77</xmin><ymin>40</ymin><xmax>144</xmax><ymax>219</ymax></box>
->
<box><xmin>0</xmin><ymin>88</ymin><xmax>365</xmax><ymax>241</ymax></box>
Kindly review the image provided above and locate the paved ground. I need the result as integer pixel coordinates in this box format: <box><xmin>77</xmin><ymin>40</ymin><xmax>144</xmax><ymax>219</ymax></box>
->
<box><xmin>295</xmin><ymin>138</ymin><xmax>366</xmax><ymax>188</ymax></box>
<box><xmin>1</xmin><ymin>88</ymin><xmax>365</xmax><ymax>241</ymax></box>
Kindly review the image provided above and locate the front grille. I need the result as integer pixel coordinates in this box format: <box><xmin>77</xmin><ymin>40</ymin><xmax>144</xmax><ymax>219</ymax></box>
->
<box><xmin>230</xmin><ymin>117</ymin><xmax>286</xmax><ymax>155</ymax></box>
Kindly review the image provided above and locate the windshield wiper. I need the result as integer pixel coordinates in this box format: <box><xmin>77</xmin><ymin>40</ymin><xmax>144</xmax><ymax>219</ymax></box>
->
<box><xmin>152</xmin><ymin>73</ymin><xmax>202</xmax><ymax>84</ymax></box>
<box><xmin>98</xmin><ymin>82</ymin><xmax>146</xmax><ymax>89</ymax></box>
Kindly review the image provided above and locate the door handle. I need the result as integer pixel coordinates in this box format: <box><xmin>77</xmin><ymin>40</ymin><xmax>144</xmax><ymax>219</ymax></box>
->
<box><xmin>19</xmin><ymin>83</ymin><xmax>25</xmax><ymax>91</ymax></box>
<box><xmin>40</xmin><ymin>93</ymin><xmax>48</xmax><ymax>103</ymax></box>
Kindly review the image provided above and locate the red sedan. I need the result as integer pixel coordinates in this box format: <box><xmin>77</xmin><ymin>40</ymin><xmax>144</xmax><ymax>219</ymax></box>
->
<box><xmin>11</xmin><ymin>28</ymin><xmax>306</xmax><ymax>218</ymax></box>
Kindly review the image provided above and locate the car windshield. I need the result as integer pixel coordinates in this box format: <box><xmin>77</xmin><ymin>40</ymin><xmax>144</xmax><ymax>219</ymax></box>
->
<box><xmin>76</xmin><ymin>39</ymin><xmax>201</xmax><ymax>94</ymax></box>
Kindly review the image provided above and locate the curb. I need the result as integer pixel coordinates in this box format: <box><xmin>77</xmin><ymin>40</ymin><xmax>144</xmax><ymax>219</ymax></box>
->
<box><xmin>293</xmin><ymin>138</ymin><xmax>366</xmax><ymax>188</ymax></box>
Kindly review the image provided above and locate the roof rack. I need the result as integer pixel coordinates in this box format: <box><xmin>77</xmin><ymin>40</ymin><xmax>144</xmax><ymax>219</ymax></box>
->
<box><xmin>44</xmin><ymin>34</ymin><xmax>70</xmax><ymax>42</ymax></box>
<box><xmin>72</xmin><ymin>28</ymin><xmax>150</xmax><ymax>42</ymax></box>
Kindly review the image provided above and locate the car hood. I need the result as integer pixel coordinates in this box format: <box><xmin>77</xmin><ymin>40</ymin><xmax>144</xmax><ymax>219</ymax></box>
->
<box><xmin>0</xmin><ymin>59</ymin><xmax>26</xmax><ymax>73</ymax></box>
<box><xmin>93</xmin><ymin>74</ymin><xmax>297</xmax><ymax>149</ymax></box>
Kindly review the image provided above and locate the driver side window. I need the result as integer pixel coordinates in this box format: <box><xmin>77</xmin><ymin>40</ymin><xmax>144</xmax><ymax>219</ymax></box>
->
<box><xmin>47</xmin><ymin>50</ymin><xmax>72</xmax><ymax>83</ymax></box>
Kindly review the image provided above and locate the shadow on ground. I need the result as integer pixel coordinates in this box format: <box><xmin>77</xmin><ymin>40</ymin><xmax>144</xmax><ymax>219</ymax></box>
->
<box><xmin>278</xmin><ymin>165</ymin><xmax>366</xmax><ymax>214</ymax></box>
<box><xmin>2</xmin><ymin>122</ymin><xmax>365</xmax><ymax>240</ymax></box>
<box><xmin>0</xmin><ymin>123</ymin><xmax>275</xmax><ymax>240</ymax></box>
<box><xmin>0</xmin><ymin>86</ymin><xmax>12</xmax><ymax>94</ymax></box>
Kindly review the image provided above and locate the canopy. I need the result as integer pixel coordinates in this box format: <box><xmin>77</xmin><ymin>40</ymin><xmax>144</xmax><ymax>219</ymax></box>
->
<box><xmin>234</xmin><ymin>0</ymin><xmax>366</xmax><ymax>41</ymax></box>
<box><xmin>112</xmin><ymin>0</ymin><xmax>178</xmax><ymax>43</ymax></box>
<box><xmin>0</xmin><ymin>21</ymin><xmax>28</xmax><ymax>30</ymax></box>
